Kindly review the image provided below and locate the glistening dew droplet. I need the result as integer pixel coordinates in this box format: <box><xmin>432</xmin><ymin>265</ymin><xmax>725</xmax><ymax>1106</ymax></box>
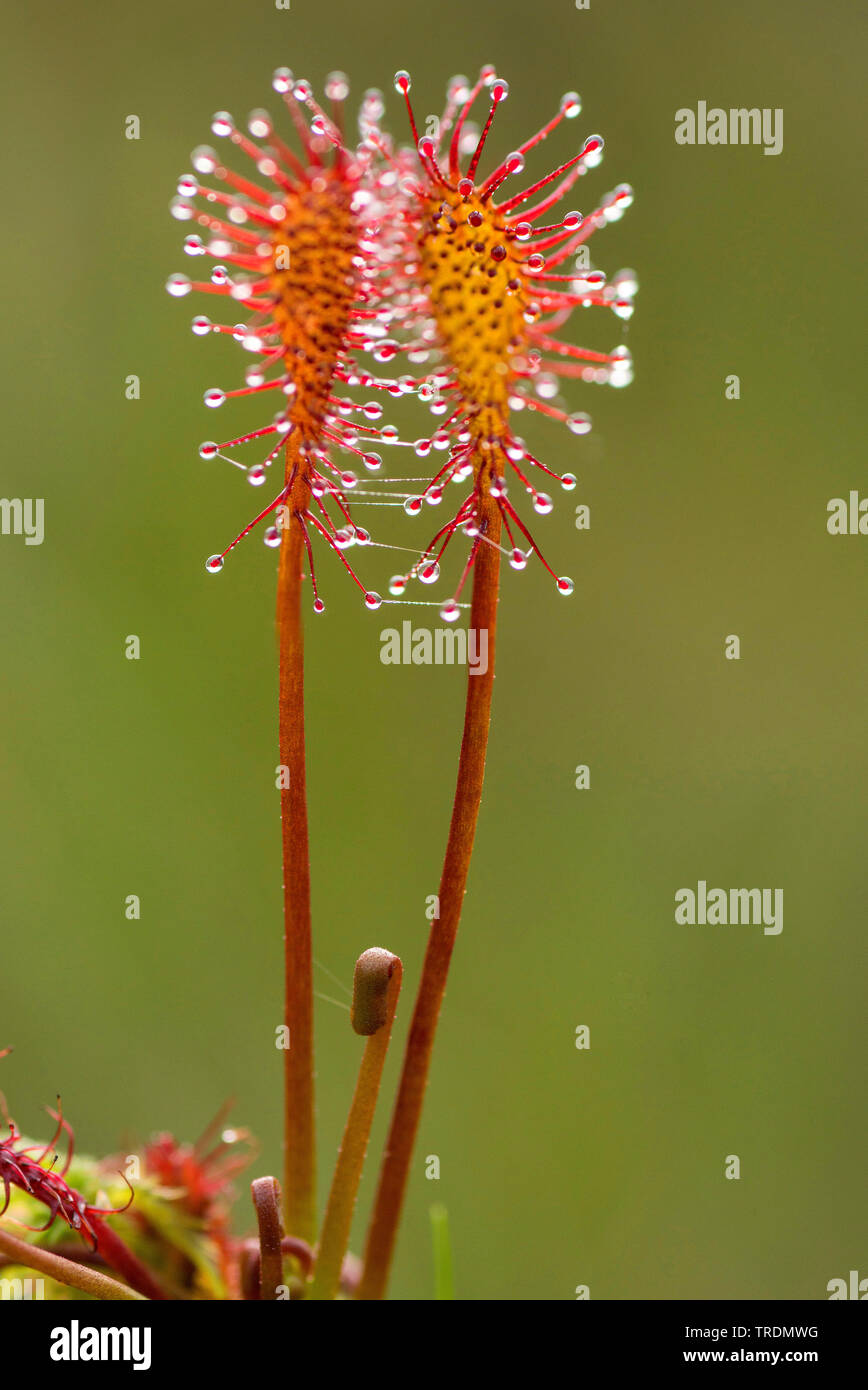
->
<box><xmin>210</xmin><ymin>111</ymin><xmax>234</xmax><ymax>138</ymax></box>
<box><xmin>166</xmin><ymin>273</ymin><xmax>192</xmax><ymax>297</ymax></box>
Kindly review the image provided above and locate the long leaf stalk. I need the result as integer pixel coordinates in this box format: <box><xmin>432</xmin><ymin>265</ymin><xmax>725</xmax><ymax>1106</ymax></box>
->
<box><xmin>278</xmin><ymin>464</ymin><xmax>316</xmax><ymax>1245</ymax></box>
<box><xmin>308</xmin><ymin>950</ymin><xmax>402</xmax><ymax>1301</ymax></box>
<box><xmin>359</xmin><ymin>498</ymin><xmax>502</xmax><ymax>1299</ymax></box>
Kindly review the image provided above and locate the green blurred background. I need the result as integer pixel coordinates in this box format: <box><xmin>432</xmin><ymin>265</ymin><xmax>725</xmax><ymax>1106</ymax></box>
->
<box><xmin>2</xmin><ymin>0</ymin><xmax>865</xmax><ymax>1300</ymax></box>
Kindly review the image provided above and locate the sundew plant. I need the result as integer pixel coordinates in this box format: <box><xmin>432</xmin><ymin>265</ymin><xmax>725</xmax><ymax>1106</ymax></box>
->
<box><xmin>0</xmin><ymin>63</ymin><xmax>633</xmax><ymax>1301</ymax></box>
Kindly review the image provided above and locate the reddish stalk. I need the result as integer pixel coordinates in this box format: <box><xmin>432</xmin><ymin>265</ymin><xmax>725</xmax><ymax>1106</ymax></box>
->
<box><xmin>359</xmin><ymin>498</ymin><xmax>502</xmax><ymax>1300</ymax></box>
<box><xmin>89</xmin><ymin>1218</ymin><xmax>168</xmax><ymax>1301</ymax></box>
<box><xmin>278</xmin><ymin>467</ymin><xmax>316</xmax><ymax>1245</ymax></box>
<box><xmin>251</xmin><ymin>1176</ymin><xmax>284</xmax><ymax>1301</ymax></box>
